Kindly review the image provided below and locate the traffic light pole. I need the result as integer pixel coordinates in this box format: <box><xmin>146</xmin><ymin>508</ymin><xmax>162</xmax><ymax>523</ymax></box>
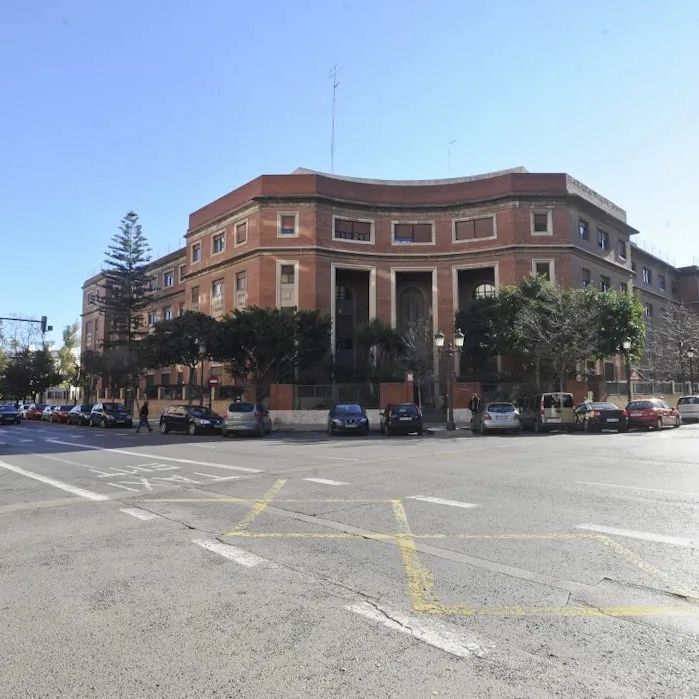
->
<box><xmin>0</xmin><ymin>316</ymin><xmax>53</xmax><ymax>344</ymax></box>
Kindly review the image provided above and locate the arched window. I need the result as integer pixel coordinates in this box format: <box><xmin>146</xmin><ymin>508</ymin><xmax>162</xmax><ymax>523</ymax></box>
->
<box><xmin>472</xmin><ymin>282</ymin><xmax>496</xmax><ymax>299</ymax></box>
<box><xmin>399</xmin><ymin>287</ymin><xmax>426</xmax><ymax>330</ymax></box>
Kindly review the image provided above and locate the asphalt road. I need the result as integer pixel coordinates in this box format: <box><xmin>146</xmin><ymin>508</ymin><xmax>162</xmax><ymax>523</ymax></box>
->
<box><xmin>1</xmin><ymin>419</ymin><xmax>697</xmax><ymax>698</ymax></box>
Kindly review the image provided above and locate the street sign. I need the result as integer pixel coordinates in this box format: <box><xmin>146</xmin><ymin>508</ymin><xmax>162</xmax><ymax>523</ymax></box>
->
<box><xmin>406</xmin><ymin>372</ymin><xmax>414</xmax><ymax>382</ymax></box>
<box><xmin>629</xmin><ymin>370</ymin><xmax>641</xmax><ymax>381</ymax></box>
<box><xmin>208</xmin><ymin>377</ymin><xmax>219</xmax><ymax>387</ymax></box>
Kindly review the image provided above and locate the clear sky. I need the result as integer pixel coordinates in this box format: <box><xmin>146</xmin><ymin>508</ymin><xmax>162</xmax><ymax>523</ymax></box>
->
<box><xmin>2</xmin><ymin>0</ymin><xmax>698</xmax><ymax>347</ymax></box>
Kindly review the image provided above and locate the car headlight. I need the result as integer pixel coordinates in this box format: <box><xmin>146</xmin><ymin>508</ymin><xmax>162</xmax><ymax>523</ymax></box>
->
<box><xmin>332</xmin><ymin>419</ymin><xmax>342</xmax><ymax>425</ymax></box>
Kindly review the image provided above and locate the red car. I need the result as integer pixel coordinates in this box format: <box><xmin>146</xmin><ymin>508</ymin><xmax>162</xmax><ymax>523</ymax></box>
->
<box><xmin>50</xmin><ymin>405</ymin><xmax>74</xmax><ymax>423</ymax></box>
<box><xmin>26</xmin><ymin>403</ymin><xmax>47</xmax><ymax>420</ymax></box>
<box><xmin>625</xmin><ymin>398</ymin><xmax>681</xmax><ymax>431</ymax></box>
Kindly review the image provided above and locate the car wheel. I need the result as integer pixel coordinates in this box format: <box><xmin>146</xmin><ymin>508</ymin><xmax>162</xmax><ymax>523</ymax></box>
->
<box><xmin>417</xmin><ymin>427</ymin><xmax>424</xmax><ymax>436</ymax></box>
<box><xmin>583</xmin><ymin>419</ymin><xmax>591</xmax><ymax>433</ymax></box>
<box><xmin>656</xmin><ymin>417</ymin><xmax>663</xmax><ymax>431</ymax></box>
<box><xmin>188</xmin><ymin>422</ymin><xmax>197</xmax><ymax>436</ymax></box>
<box><xmin>159</xmin><ymin>422</ymin><xmax>169</xmax><ymax>434</ymax></box>
<box><xmin>100</xmin><ymin>418</ymin><xmax>107</xmax><ymax>429</ymax></box>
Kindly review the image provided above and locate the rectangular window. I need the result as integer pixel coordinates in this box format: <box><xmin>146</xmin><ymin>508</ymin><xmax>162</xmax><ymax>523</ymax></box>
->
<box><xmin>191</xmin><ymin>286</ymin><xmax>199</xmax><ymax>305</ymax></box>
<box><xmin>279</xmin><ymin>214</ymin><xmax>297</xmax><ymax>236</ymax></box>
<box><xmin>631</xmin><ymin>262</ymin><xmax>637</xmax><ymax>273</ymax></box>
<box><xmin>642</xmin><ymin>267</ymin><xmax>652</xmax><ymax>284</ymax></box>
<box><xmin>619</xmin><ymin>282</ymin><xmax>628</xmax><ymax>294</ymax></box>
<box><xmin>597</xmin><ymin>229</ymin><xmax>609</xmax><ymax>250</ymax></box>
<box><xmin>163</xmin><ymin>306</ymin><xmax>172</xmax><ymax>321</ymax></box>
<box><xmin>533</xmin><ymin>213</ymin><xmax>549</xmax><ymax>233</ymax></box>
<box><xmin>178</xmin><ymin>302</ymin><xmax>185</xmax><ymax>316</ymax></box>
<box><xmin>534</xmin><ymin>261</ymin><xmax>551</xmax><ymax>281</ymax></box>
<box><xmin>212</xmin><ymin>232</ymin><xmax>225</xmax><ymax>254</ymax></box>
<box><xmin>280</xmin><ymin>265</ymin><xmax>295</xmax><ymax>284</ymax></box>
<box><xmin>333</xmin><ymin>218</ymin><xmax>372</xmax><ymax>242</ymax></box>
<box><xmin>604</xmin><ymin>362</ymin><xmax>615</xmax><ymax>381</ymax></box>
<box><xmin>163</xmin><ymin>270</ymin><xmax>174</xmax><ymax>287</ymax></box>
<box><xmin>578</xmin><ymin>219</ymin><xmax>589</xmax><ymax>240</ymax></box>
<box><xmin>147</xmin><ymin>277</ymin><xmax>157</xmax><ymax>292</ymax></box>
<box><xmin>581</xmin><ymin>268</ymin><xmax>591</xmax><ymax>287</ymax></box>
<box><xmin>644</xmin><ymin>302</ymin><xmax>653</xmax><ymax>319</ymax></box>
<box><xmin>617</xmin><ymin>240</ymin><xmax>627</xmax><ymax>259</ymax></box>
<box><xmin>454</xmin><ymin>216</ymin><xmax>494</xmax><ymax>241</ymax></box>
<box><xmin>85</xmin><ymin>321</ymin><xmax>93</xmax><ymax>346</ymax></box>
<box><xmin>176</xmin><ymin>371</ymin><xmax>184</xmax><ymax>385</ymax></box>
<box><xmin>148</xmin><ymin>311</ymin><xmax>157</xmax><ymax>326</ymax></box>
<box><xmin>671</xmin><ymin>281</ymin><xmax>678</xmax><ymax>295</ymax></box>
<box><xmin>659</xmin><ymin>274</ymin><xmax>666</xmax><ymax>291</ymax></box>
<box><xmin>236</xmin><ymin>271</ymin><xmax>246</xmax><ymax>291</ymax></box>
<box><xmin>600</xmin><ymin>276</ymin><xmax>611</xmax><ymax>292</ymax></box>
<box><xmin>235</xmin><ymin>221</ymin><xmax>247</xmax><ymax>245</ymax></box>
<box><xmin>393</xmin><ymin>222</ymin><xmax>433</xmax><ymax>244</ymax></box>
<box><xmin>212</xmin><ymin>279</ymin><xmax>224</xmax><ymax>299</ymax></box>
<box><xmin>192</xmin><ymin>243</ymin><xmax>201</xmax><ymax>262</ymax></box>
<box><xmin>178</xmin><ymin>264</ymin><xmax>186</xmax><ymax>282</ymax></box>
<box><xmin>160</xmin><ymin>372</ymin><xmax>170</xmax><ymax>386</ymax></box>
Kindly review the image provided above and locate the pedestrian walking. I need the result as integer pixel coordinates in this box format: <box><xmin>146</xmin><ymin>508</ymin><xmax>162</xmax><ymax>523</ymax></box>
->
<box><xmin>469</xmin><ymin>393</ymin><xmax>481</xmax><ymax>414</ymax></box>
<box><xmin>135</xmin><ymin>400</ymin><xmax>152</xmax><ymax>433</ymax></box>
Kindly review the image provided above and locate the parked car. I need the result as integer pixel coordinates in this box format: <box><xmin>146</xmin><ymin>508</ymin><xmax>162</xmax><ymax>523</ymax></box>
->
<box><xmin>90</xmin><ymin>402</ymin><xmax>133</xmax><ymax>428</ymax></box>
<box><xmin>518</xmin><ymin>393</ymin><xmax>576</xmax><ymax>433</ymax></box>
<box><xmin>50</xmin><ymin>405</ymin><xmax>74</xmax><ymax>423</ymax></box>
<box><xmin>159</xmin><ymin>405</ymin><xmax>224</xmax><ymax>435</ymax></box>
<box><xmin>574</xmin><ymin>401</ymin><xmax>628</xmax><ymax>433</ymax></box>
<box><xmin>676</xmin><ymin>395</ymin><xmax>699</xmax><ymax>423</ymax></box>
<box><xmin>625</xmin><ymin>398</ymin><xmax>681</xmax><ymax>431</ymax></box>
<box><xmin>222</xmin><ymin>402</ymin><xmax>272</xmax><ymax>438</ymax></box>
<box><xmin>41</xmin><ymin>405</ymin><xmax>59</xmax><ymax>421</ymax></box>
<box><xmin>18</xmin><ymin>403</ymin><xmax>31</xmax><ymax>418</ymax></box>
<box><xmin>0</xmin><ymin>405</ymin><xmax>22</xmax><ymax>424</ymax></box>
<box><xmin>471</xmin><ymin>402</ymin><xmax>521</xmax><ymax>434</ymax></box>
<box><xmin>380</xmin><ymin>403</ymin><xmax>424</xmax><ymax>436</ymax></box>
<box><xmin>26</xmin><ymin>403</ymin><xmax>47</xmax><ymax>420</ymax></box>
<box><xmin>68</xmin><ymin>404</ymin><xmax>93</xmax><ymax>426</ymax></box>
<box><xmin>327</xmin><ymin>403</ymin><xmax>370</xmax><ymax>435</ymax></box>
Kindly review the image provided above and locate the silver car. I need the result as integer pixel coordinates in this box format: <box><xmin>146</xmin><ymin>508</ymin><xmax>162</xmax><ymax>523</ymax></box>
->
<box><xmin>222</xmin><ymin>402</ymin><xmax>272</xmax><ymax>438</ymax></box>
<box><xmin>471</xmin><ymin>402</ymin><xmax>521</xmax><ymax>434</ymax></box>
<box><xmin>676</xmin><ymin>396</ymin><xmax>699</xmax><ymax>423</ymax></box>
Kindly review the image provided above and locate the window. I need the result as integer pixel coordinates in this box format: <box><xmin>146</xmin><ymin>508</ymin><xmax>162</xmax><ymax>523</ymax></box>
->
<box><xmin>280</xmin><ymin>265</ymin><xmax>295</xmax><ymax>284</ymax></box>
<box><xmin>581</xmin><ymin>268</ymin><xmax>591</xmax><ymax>287</ymax></box>
<box><xmin>604</xmin><ymin>362</ymin><xmax>615</xmax><ymax>381</ymax></box>
<box><xmin>191</xmin><ymin>286</ymin><xmax>199</xmax><ymax>306</ymax></box>
<box><xmin>147</xmin><ymin>277</ymin><xmax>157</xmax><ymax>292</ymax></box>
<box><xmin>644</xmin><ymin>302</ymin><xmax>653</xmax><ymax>319</ymax></box>
<box><xmin>85</xmin><ymin>321</ymin><xmax>93</xmax><ymax>346</ymax></box>
<box><xmin>533</xmin><ymin>212</ymin><xmax>549</xmax><ymax>233</ymax></box>
<box><xmin>597</xmin><ymin>229</ymin><xmax>609</xmax><ymax>250</ymax></box>
<box><xmin>659</xmin><ymin>274</ymin><xmax>666</xmax><ymax>291</ymax></box>
<box><xmin>472</xmin><ymin>282</ymin><xmax>496</xmax><ymax>299</ymax></box>
<box><xmin>192</xmin><ymin>243</ymin><xmax>201</xmax><ymax>262</ymax></box>
<box><xmin>334</xmin><ymin>218</ymin><xmax>372</xmax><ymax>242</ymax></box>
<box><xmin>278</xmin><ymin>214</ymin><xmax>297</xmax><ymax>236</ymax></box>
<box><xmin>148</xmin><ymin>311</ymin><xmax>157</xmax><ymax>326</ymax></box>
<box><xmin>393</xmin><ymin>222</ymin><xmax>433</xmax><ymax>244</ymax></box>
<box><xmin>534</xmin><ymin>261</ymin><xmax>551</xmax><ymax>281</ymax></box>
<box><xmin>87</xmin><ymin>292</ymin><xmax>96</xmax><ymax>305</ymax></box>
<box><xmin>642</xmin><ymin>267</ymin><xmax>652</xmax><ymax>284</ymax></box>
<box><xmin>631</xmin><ymin>261</ymin><xmax>637</xmax><ymax>274</ymax></box>
<box><xmin>600</xmin><ymin>275</ymin><xmax>611</xmax><ymax>292</ymax></box>
<box><xmin>236</xmin><ymin>271</ymin><xmax>246</xmax><ymax>291</ymax></box>
<box><xmin>617</xmin><ymin>240</ymin><xmax>627</xmax><ymax>259</ymax></box>
<box><xmin>619</xmin><ymin>281</ymin><xmax>628</xmax><ymax>294</ymax></box>
<box><xmin>178</xmin><ymin>264</ymin><xmax>186</xmax><ymax>282</ymax></box>
<box><xmin>578</xmin><ymin>219</ymin><xmax>589</xmax><ymax>240</ymax></box>
<box><xmin>212</xmin><ymin>232</ymin><xmax>225</xmax><ymax>254</ymax></box>
<box><xmin>178</xmin><ymin>302</ymin><xmax>185</xmax><ymax>316</ymax></box>
<box><xmin>671</xmin><ymin>281</ymin><xmax>678</xmax><ymax>295</ymax></box>
<box><xmin>162</xmin><ymin>269</ymin><xmax>173</xmax><ymax>287</ymax></box>
<box><xmin>160</xmin><ymin>373</ymin><xmax>170</xmax><ymax>386</ymax></box>
<box><xmin>163</xmin><ymin>306</ymin><xmax>172</xmax><ymax>321</ymax></box>
<box><xmin>454</xmin><ymin>216</ymin><xmax>495</xmax><ymax>241</ymax></box>
<box><xmin>212</xmin><ymin>279</ymin><xmax>224</xmax><ymax>299</ymax></box>
<box><xmin>176</xmin><ymin>371</ymin><xmax>184</xmax><ymax>385</ymax></box>
<box><xmin>235</xmin><ymin>221</ymin><xmax>247</xmax><ymax>245</ymax></box>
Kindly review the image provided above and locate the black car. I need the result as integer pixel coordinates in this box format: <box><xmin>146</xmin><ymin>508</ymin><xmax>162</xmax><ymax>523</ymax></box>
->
<box><xmin>380</xmin><ymin>403</ymin><xmax>424</xmax><ymax>436</ymax></box>
<box><xmin>90</xmin><ymin>402</ymin><xmax>133</xmax><ymax>428</ymax></box>
<box><xmin>327</xmin><ymin>403</ymin><xmax>369</xmax><ymax>435</ymax></box>
<box><xmin>0</xmin><ymin>405</ymin><xmax>21</xmax><ymax>424</ymax></box>
<box><xmin>159</xmin><ymin>405</ymin><xmax>224</xmax><ymax>435</ymax></box>
<box><xmin>574</xmin><ymin>401</ymin><xmax>628</xmax><ymax>433</ymax></box>
<box><xmin>68</xmin><ymin>404</ymin><xmax>93</xmax><ymax>426</ymax></box>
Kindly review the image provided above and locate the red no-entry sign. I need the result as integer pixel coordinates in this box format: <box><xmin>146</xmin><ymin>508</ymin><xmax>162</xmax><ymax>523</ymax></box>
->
<box><xmin>208</xmin><ymin>377</ymin><xmax>219</xmax><ymax>387</ymax></box>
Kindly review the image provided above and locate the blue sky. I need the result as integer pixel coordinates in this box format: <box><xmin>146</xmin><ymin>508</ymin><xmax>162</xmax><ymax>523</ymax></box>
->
<box><xmin>2</xmin><ymin>0</ymin><xmax>698</xmax><ymax>347</ymax></box>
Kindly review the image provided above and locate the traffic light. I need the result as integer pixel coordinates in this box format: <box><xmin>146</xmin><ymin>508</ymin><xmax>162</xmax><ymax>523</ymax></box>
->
<box><xmin>41</xmin><ymin>316</ymin><xmax>47</xmax><ymax>333</ymax></box>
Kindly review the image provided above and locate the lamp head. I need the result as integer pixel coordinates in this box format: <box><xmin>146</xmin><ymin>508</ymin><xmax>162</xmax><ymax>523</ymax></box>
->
<box><xmin>454</xmin><ymin>328</ymin><xmax>465</xmax><ymax>349</ymax></box>
<box><xmin>434</xmin><ymin>330</ymin><xmax>445</xmax><ymax>349</ymax></box>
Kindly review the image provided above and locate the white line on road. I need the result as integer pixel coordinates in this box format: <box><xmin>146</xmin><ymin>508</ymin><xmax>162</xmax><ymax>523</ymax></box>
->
<box><xmin>19</xmin><ymin>439</ymin><xmax>34</xmax><ymax>443</ymax></box>
<box><xmin>576</xmin><ymin>481</ymin><xmax>699</xmax><ymax>499</ymax></box>
<box><xmin>45</xmin><ymin>439</ymin><xmax>262</xmax><ymax>473</ymax></box>
<box><xmin>347</xmin><ymin>601</ymin><xmax>488</xmax><ymax>659</ymax></box>
<box><xmin>576</xmin><ymin>524</ymin><xmax>695</xmax><ymax>548</ymax></box>
<box><xmin>407</xmin><ymin>495</ymin><xmax>479</xmax><ymax>509</ymax></box>
<box><xmin>192</xmin><ymin>538</ymin><xmax>274</xmax><ymax>567</ymax></box>
<box><xmin>0</xmin><ymin>459</ymin><xmax>109</xmax><ymax>501</ymax></box>
<box><xmin>303</xmin><ymin>477</ymin><xmax>349</xmax><ymax>486</ymax></box>
<box><xmin>120</xmin><ymin>507</ymin><xmax>159</xmax><ymax>521</ymax></box>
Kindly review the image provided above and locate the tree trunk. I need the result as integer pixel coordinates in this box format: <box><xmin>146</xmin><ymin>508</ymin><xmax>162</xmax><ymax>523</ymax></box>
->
<box><xmin>535</xmin><ymin>353</ymin><xmax>541</xmax><ymax>392</ymax></box>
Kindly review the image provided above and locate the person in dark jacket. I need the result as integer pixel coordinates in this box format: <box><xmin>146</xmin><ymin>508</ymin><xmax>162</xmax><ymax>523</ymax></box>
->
<box><xmin>136</xmin><ymin>400</ymin><xmax>152</xmax><ymax>433</ymax></box>
<box><xmin>469</xmin><ymin>393</ymin><xmax>481</xmax><ymax>414</ymax></box>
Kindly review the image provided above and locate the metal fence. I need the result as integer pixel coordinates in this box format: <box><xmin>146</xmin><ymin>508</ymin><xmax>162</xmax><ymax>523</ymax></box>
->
<box><xmin>293</xmin><ymin>383</ymin><xmax>381</xmax><ymax>410</ymax></box>
<box><xmin>605</xmin><ymin>380</ymin><xmax>695</xmax><ymax>397</ymax></box>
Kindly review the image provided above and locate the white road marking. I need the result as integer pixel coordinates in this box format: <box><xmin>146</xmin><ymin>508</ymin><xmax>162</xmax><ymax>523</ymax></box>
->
<box><xmin>347</xmin><ymin>601</ymin><xmax>488</xmax><ymax>659</ymax></box>
<box><xmin>19</xmin><ymin>439</ymin><xmax>34</xmax><ymax>443</ymax></box>
<box><xmin>0</xmin><ymin>460</ymin><xmax>109</xmax><ymax>501</ymax></box>
<box><xmin>576</xmin><ymin>481</ymin><xmax>699</xmax><ymax>499</ymax></box>
<box><xmin>119</xmin><ymin>507</ymin><xmax>159</xmax><ymax>521</ymax></box>
<box><xmin>192</xmin><ymin>538</ymin><xmax>273</xmax><ymax>568</ymax></box>
<box><xmin>303</xmin><ymin>477</ymin><xmax>349</xmax><ymax>486</ymax></box>
<box><xmin>193</xmin><ymin>472</ymin><xmax>241</xmax><ymax>482</ymax></box>
<box><xmin>576</xmin><ymin>524</ymin><xmax>695</xmax><ymax>548</ymax></box>
<box><xmin>45</xmin><ymin>439</ymin><xmax>262</xmax><ymax>472</ymax></box>
<box><xmin>407</xmin><ymin>495</ymin><xmax>479</xmax><ymax>509</ymax></box>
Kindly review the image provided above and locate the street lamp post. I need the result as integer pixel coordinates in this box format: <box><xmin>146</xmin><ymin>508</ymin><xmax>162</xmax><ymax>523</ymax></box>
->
<box><xmin>688</xmin><ymin>348</ymin><xmax>695</xmax><ymax>393</ymax></box>
<box><xmin>622</xmin><ymin>338</ymin><xmax>632</xmax><ymax>406</ymax></box>
<box><xmin>434</xmin><ymin>328</ymin><xmax>465</xmax><ymax>431</ymax></box>
<box><xmin>196</xmin><ymin>339</ymin><xmax>207</xmax><ymax>408</ymax></box>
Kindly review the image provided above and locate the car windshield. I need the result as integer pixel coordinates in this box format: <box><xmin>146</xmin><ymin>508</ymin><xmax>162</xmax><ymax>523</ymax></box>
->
<box><xmin>678</xmin><ymin>397</ymin><xmax>699</xmax><ymax>405</ymax></box>
<box><xmin>629</xmin><ymin>401</ymin><xmax>653</xmax><ymax>409</ymax></box>
<box><xmin>590</xmin><ymin>402</ymin><xmax>618</xmax><ymax>410</ymax></box>
<box><xmin>334</xmin><ymin>404</ymin><xmax>363</xmax><ymax>415</ymax></box>
<box><xmin>189</xmin><ymin>407</ymin><xmax>214</xmax><ymax>417</ymax></box>
<box><xmin>229</xmin><ymin>402</ymin><xmax>255</xmax><ymax>413</ymax></box>
<box><xmin>60</xmin><ymin>405</ymin><xmax>72</xmax><ymax>411</ymax></box>
<box><xmin>80</xmin><ymin>405</ymin><xmax>92</xmax><ymax>411</ymax></box>
<box><xmin>0</xmin><ymin>406</ymin><xmax>16</xmax><ymax>412</ymax></box>
<box><xmin>543</xmin><ymin>394</ymin><xmax>574</xmax><ymax>408</ymax></box>
<box><xmin>391</xmin><ymin>404</ymin><xmax>418</xmax><ymax>416</ymax></box>
<box><xmin>486</xmin><ymin>403</ymin><xmax>516</xmax><ymax>413</ymax></box>
<box><xmin>103</xmin><ymin>404</ymin><xmax>124</xmax><ymax>413</ymax></box>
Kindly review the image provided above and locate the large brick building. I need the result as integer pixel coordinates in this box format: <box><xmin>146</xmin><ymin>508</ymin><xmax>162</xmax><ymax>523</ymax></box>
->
<box><xmin>81</xmin><ymin>166</ymin><xmax>699</xmax><ymax>394</ymax></box>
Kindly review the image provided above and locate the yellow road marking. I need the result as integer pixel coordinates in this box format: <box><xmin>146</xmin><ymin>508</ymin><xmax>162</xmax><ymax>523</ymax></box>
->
<box><xmin>391</xmin><ymin>499</ymin><xmax>440</xmax><ymax>613</ymax></box>
<box><xmin>430</xmin><ymin>604</ymin><xmax>698</xmax><ymax>618</ymax></box>
<box><xmin>223</xmin><ymin>479</ymin><xmax>286</xmax><ymax>535</ymax></box>
<box><xmin>145</xmin><ymin>497</ymin><xmax>393</xmax><ymax>503</ymax></box>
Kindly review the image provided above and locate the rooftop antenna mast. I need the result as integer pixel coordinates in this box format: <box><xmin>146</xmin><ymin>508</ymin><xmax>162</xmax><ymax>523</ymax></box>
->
<box><xmin>330</xmin><ymin>63</ymin><xmax>342</xmax><ymax>173</ymax></box>
<box><xmin>448</xmin><ymin>139</ymin><xmax>456</xmax><ymax>177</ymax></box>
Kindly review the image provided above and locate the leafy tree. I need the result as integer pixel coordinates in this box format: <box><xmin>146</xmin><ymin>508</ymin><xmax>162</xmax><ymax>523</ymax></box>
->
<box><xmin>79</xmin><ymin>350</ymin><xmax>104</xmax><ymax>406</ymax></box>
<box><xmin>29</xmin><ymin>348</ymin><xmax>63</xmax><ymax>398</ymax></box>
<box><xmin>140</xmin><ymin>311</ymin><xmax>222</xmax><ymax>403</ymax></box>
<box><xmin>354</xmin><ymin>318</ymin><xmax>406</xmax><ymax>381</ymax></box>
<box><xmin>592</xmin><ymin>290</ymin><xmax>646</xmax><ymax>361</ymax></box>
<box><xmin>57</xmin><ymin>322</ymin><xmax>80</xmax><ymax>393</ymax></box>
<box><xmin>1</xmin><ymin>350</ymin><xmax>33</xmax><ymax>400</ymax></box>
<box><xmin>455</xmin><ymin>296</ymin><xmax>499</xmax><ymax>377</ymax></box>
